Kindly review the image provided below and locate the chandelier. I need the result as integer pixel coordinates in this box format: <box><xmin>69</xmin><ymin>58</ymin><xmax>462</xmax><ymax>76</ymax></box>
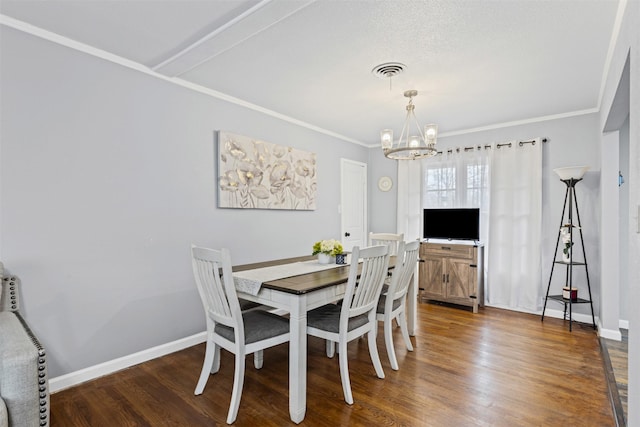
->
<box><xmin>380</xmin><ymin>90</ymin><xmax>438</xmax><ymax>160</ymax></box>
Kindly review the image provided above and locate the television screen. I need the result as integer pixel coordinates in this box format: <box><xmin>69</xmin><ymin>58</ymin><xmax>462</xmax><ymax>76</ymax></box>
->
<box><xmin>423</xmin><ymin>208</ymin><xmax>480</xmax><ymax>241</ymax></box>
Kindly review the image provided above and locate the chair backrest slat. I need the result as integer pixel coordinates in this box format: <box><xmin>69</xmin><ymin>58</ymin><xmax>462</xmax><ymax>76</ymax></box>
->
<box><xmin>388</xmin><ymin>240</ymin><xmax>420</xmax><ymax>302</ymax></box>
<box><xmin>369</xmin><ymin>232</ymin><xmax>404</xmax><ymax>256</ymax></box>
<box><xmin>191</xmin><ymin>246</ymin><xmax>242</xmax><ymax>330</ymax></box>
<box><xmin>342</xmin><ymin>245</ymin><xmax>390</xmax><ymax>321</ymax></box>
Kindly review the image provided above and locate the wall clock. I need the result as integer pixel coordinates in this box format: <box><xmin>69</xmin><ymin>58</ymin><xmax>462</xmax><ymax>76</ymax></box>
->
<box><xmin>378</xmin><ymin>176</ymin><xmax>393</xmax><ymax>192</ymax></box>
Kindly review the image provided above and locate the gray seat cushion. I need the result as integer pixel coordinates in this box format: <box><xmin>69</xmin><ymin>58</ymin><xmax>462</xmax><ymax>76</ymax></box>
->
<box><xmin>307</xmin><ymin>304</ymin><xmax>368</xmax><ymax>333</ymax></box>
<box><xmin>214</xmin><ymin>310</ymin><xmax>289</xmax><ymax>344</ymax></box>
<box><xmin>376</xmin><ymin>294</ymin><xmax>402</xmax><ymax>314</ymax></box>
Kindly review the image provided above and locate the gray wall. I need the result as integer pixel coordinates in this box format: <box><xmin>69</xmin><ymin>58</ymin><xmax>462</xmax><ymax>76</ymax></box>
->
<box><xmin>0</xmin><ymin>27</ymin><xmax>368</xmax><ymax>378</ymax></box>
<box><xmin>619</xmin><ymin>115</ymin><xmax>630</xmax><ymax>322</ymax></box>
<box><xmin>367</xmin><ymin>148</ymin><xmax>398</xmax><ymax>233</ymax></box>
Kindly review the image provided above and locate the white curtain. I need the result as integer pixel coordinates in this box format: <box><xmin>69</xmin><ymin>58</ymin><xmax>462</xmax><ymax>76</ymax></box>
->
<box><xmin>486</xmin><ymin>140</ymin><xmax>542</xmax><ymax>311</ymax></box>
<box><xmin>396</xmin><ymin>160</ymin><xmax>422</xmax><ymax>241</ymax></box>
<box><xmin>404</xmin><ymin>138</ymin><xmax>543</xmax><ymax>312</ymax></box>
<box><xmin>396</xmin><ymin>159</ymin><xmax>425</xmax><ymax>328</ymax></box>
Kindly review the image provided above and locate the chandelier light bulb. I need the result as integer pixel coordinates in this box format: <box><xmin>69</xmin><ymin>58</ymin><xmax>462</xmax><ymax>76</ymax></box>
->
<box><xmin>380</xmin><ymin>129</ymin><xmax>393</xmax><ymax>149</ymax></box>
<box><xmin>425</xmin><ymin>124</ymin><xmax>438</xmax><ymax>143</ymax></box>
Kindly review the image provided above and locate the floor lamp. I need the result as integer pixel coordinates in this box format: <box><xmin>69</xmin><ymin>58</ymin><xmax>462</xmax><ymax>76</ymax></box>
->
<box><xmin>541</xmin><ymin>166</ymin><xmax>596</xmax><ymax>331</ymax></box>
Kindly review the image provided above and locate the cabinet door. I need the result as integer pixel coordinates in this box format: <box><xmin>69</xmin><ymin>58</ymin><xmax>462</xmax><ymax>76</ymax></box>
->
<box><xmin>445</xmin><ymin>257</ymin><xmax>472</xmax><ymax>300</ymax></box>
<box><xmin>421</xmin><ymin>257</ymin><xmax>445</xmax><ymax>297</ymax></box>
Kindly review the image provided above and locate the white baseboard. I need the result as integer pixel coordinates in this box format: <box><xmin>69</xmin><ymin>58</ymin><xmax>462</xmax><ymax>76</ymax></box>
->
<box><xmin>49</xmin><ymin>331</ymin><xmax>207</xmax><ymax>393</ymax></box>
<box><xmin>599</xmin><ymin>325</ymin><xmax>623</xmax><ymax>341</ymax></box>
<box><xmin>543</xmin><ymin>308</ymin><xmax>626</xmax><ymax>341</ymax></box>
<box><xmin>480</xmin><ymin>303</ymin><xmax>600</xmax><ymax>328</ymax></box>
<box><xmin>542</xmin><ymin>307</ymin><xmax>599</xmax><ymax>327</ymax></box>
<box><xmin>598</xmin><ymin>318</ymin><xmax>629</xmax><ymax>341</ymax></box>
<box><xmin>485</xmin><ymin>302</ymin><xmax>597</xmax><ymax>324</ymax></box>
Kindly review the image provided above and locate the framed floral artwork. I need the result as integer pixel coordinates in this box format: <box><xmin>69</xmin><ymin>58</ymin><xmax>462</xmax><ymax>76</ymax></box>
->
<box><xmin>216</xmin><ymin>131</ymin><xmax>317</xmax><ymax>210</ymax></box>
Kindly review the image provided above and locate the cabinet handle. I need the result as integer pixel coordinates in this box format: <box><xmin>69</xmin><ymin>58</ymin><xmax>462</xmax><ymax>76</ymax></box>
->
<box><xmin>441</xmin><ymin>246</ymin><xmax>451</xmax><ymax>250</ymax></box>
<box><xmin>446</xmin><ymin>274</ymin><xmax>449</xmax><ymax>282</ymax></box>
<box><xmin>442</xmin><ymin>274</ymin><xmax>446</xmax><ymax>283</ymax></box>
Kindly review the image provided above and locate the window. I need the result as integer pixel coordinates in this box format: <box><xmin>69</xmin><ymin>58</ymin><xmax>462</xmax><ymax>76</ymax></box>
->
<box><xmin>424</xmin><ymin>167</ymin><xmax>456</xmax><ymax>207</ymax></box>
<box><xmin>423</xmin><ymin>160</ymin><xmax>488</xmax><ymax>209</ymax></box>
<box><xmin>466</xmin><ymin>163</ymin><xmax>489</xmax><ymax>208</ymax></box>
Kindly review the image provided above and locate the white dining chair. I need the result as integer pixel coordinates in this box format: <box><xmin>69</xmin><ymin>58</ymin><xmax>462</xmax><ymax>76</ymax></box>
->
<box><xmin>191</xmin><ymin>245</ymin><xmax>290</xmax><ymax>424</ymax></box>
<box><xmin>376</xmin><ymin>240</ymin><xmax>419</xmax><ymax>370</ymax></box>
<box><xmin>306</xmin><ymin>245</ymin><xmax>390</xmax><ymax>405</ymax></box>
<box><xmin>369</xmin><ymin>232</ymin><xmax>404</xmax><ymax>256</ymax></box>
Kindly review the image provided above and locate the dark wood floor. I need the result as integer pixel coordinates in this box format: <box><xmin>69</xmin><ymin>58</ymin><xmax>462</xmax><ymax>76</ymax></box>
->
<box><xmin>50</xmin><ymin>302</ymin><xmax>614</xmax><ymax>426</ymax></box>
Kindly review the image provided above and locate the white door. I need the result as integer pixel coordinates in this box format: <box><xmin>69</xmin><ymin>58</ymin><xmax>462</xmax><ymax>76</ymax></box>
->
<box><xmin>340</xmin><ymin>159</ymin><xmax>367</xmax><ymax>252</ymax></box>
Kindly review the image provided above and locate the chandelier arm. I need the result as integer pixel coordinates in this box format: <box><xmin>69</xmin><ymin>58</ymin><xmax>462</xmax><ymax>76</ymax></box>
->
<box><xmin>397</xmin><ymin>111</ymin><xmax>411</xmax><ymax>148</ymax></box>
<box><xmin>410</xmin><ymin>109</ymin><xmax>426</xmax><ymax>141</ymax></box>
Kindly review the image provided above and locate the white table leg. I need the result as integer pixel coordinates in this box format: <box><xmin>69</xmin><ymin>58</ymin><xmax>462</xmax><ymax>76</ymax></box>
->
<box><xmin>407</xmin><ymin>269</ymin><xmax>417</xmax><ymax>336</ymax></box>
<box><xmin>289</xmin><ymin>294</ymin><xmax>307</xmax><ymax>423</ymax></box>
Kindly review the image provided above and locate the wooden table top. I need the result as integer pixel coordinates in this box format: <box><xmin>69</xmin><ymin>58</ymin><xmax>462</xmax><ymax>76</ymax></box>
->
<box><xmin>233</xmin><ymin>255</ymin><xmax>396</xmax><ymax>295</ymax></box>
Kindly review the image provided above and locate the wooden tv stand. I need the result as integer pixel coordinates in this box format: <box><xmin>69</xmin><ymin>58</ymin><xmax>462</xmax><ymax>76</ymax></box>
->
<box><xmin>419</xmin><ymin>242</ymin><xmax>484</xmax><ymax>313</ymax></box>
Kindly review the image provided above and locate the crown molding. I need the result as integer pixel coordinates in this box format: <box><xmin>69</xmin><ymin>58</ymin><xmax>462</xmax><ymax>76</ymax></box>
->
<box><xmin>0</xmin><ymin>13</ymin><xmax>368</xmax><ymax>148</ymax></box>
<box><xmin>0</xmin><ymin>13</ymin><xmax>605</xmax><ymax>150</ymax></box>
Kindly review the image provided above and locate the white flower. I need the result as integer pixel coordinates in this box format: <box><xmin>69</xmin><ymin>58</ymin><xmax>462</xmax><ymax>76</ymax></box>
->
<box><xmin>312</xmin><ymin>239</ymin><xmax>343</xmax><ymax>256</ymax></box>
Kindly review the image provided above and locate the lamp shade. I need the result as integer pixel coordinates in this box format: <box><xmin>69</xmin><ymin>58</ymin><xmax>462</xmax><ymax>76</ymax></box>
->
<box><xmin>380</xmin><ymin>129</ymin><xmax>393</xmax><ymax>150</ymax></box>
<box><xmin>553</xmin><ymin>166</ymin><xmax>590</xmax><ymax>180</ymax></box>
<box><xmin>424</xmin><ymin>124</ymin><xmax>438</xmax><ymax>144</ymax></box>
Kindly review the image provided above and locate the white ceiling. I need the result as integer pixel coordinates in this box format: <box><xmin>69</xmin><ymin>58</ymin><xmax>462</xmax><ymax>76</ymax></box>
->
<box><xmin>0</xmin><ymin>0</ymin><xmax>621</xmax><ymax>147</ymax></box>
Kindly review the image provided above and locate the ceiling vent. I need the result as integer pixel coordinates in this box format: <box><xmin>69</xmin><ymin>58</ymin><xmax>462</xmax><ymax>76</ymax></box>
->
<box><xmin>371</xmin><ymin>62</ymin><xmax>406</xmax><ymax>79</ymax></box>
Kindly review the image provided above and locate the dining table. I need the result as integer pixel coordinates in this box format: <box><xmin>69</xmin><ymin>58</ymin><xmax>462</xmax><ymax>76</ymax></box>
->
<box><xmin>232</xmin><ymin>254</ymin><xmax>416</xmax><ymax>424</ymax></box>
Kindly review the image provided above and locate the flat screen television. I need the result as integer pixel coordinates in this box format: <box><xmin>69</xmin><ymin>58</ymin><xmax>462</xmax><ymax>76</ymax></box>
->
<box><xmin>423</xmin><ymin>208</ymin><xmax>480</xmax><ymax>241</ymax></box>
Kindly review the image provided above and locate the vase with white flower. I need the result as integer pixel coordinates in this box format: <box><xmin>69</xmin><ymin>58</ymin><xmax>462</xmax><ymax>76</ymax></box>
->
<box><xmin>312</xmin><ymin>239</ymin><xmax>343</xmax><ymax>264</ymax></box>
<box><xmin>560</xmin><ymin>224</ymin><xmax>576</xmax><ymax>262</ymax></box>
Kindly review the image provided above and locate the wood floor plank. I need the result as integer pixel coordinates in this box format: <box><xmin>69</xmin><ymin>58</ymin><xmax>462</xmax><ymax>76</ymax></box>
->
<box><xmin>50</xmin><ymin>302</ymin><xmax>615</xmax><ymax>426</ymax></box>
